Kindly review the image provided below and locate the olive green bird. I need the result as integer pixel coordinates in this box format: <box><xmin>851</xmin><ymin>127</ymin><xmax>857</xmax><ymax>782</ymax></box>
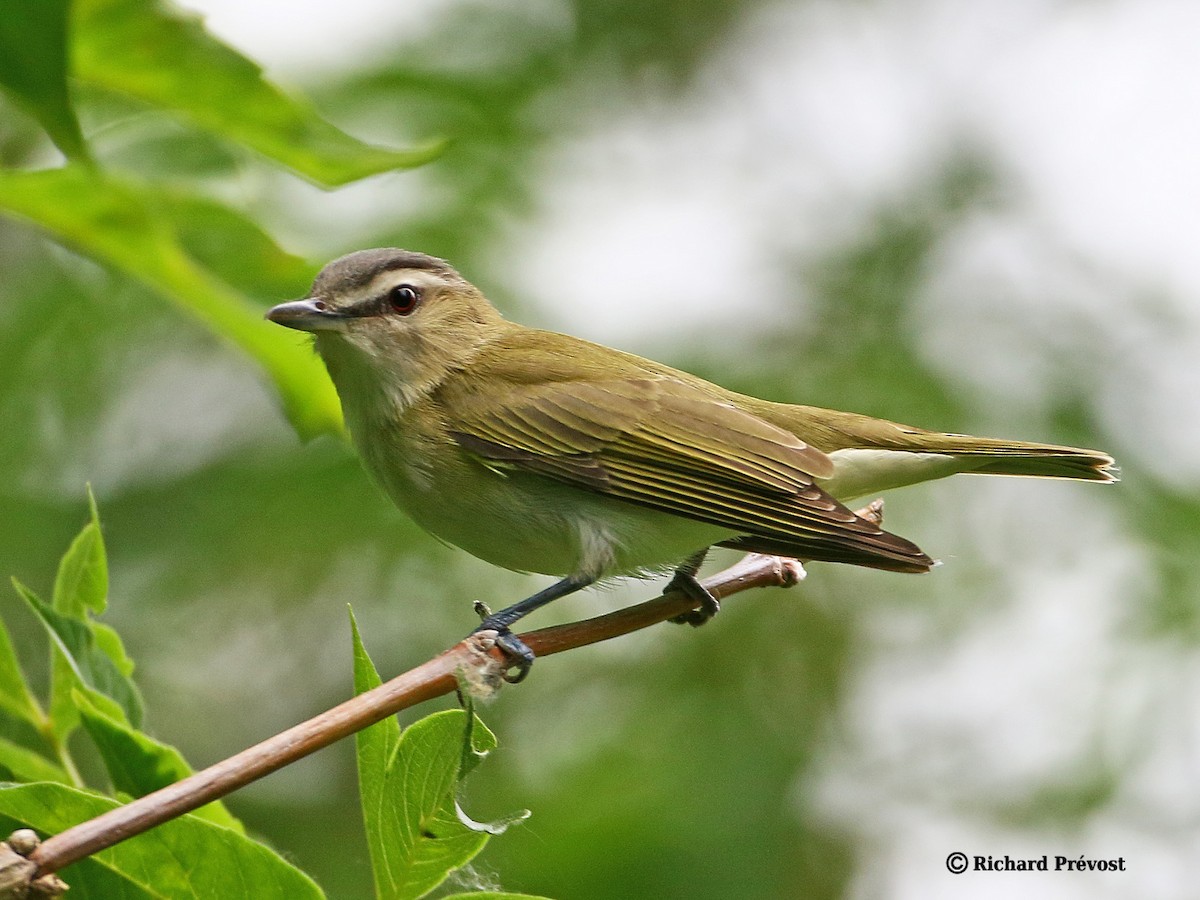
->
<box><xmin>267</xmin><ymin>249</ymin><xmax>1115</xmax><ymax>676</ymax></box>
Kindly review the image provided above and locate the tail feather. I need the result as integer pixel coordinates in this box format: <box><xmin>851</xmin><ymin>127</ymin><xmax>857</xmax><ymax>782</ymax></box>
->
<box><xmin>901</xmin><ymin>433</ymin><xmax>1118</xmax><ymax>482</ymax></box>
<box><xmin>970</xmin><ymin>451</ymin><xmax>1117</xmax><ymax>482</ymax></box>
<box><xmin>741</xmin><ymin>402</ymin><xmax>1117</xmax><ymax>484</ymax></box>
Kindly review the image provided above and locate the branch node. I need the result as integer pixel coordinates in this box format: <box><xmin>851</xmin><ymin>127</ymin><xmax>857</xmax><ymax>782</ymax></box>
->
<box><xmin>0</xmin><ymin>844</ymin><xmax>36</xmax><ymax>900</ymax></box>
<box><xmin>1</xmin><ymin>832</ymin><xmax>68</xmax><ymax>899</ymax></box>
<box><xmin>777</xmin><ymin>557</ymin><xmax>807</xmax><ymax>587</ymax></box>
<box><xmin>4</xmin><ymin>835</ymin><xmax>37</xmax><ymax>860</ymax></box>
<box><xmin>29</xmin><ymin>875</ymin><xmax>68</xmax><ymax>898</ymax></box>
<box><xmin>454</xmin><ymin>632</ymin><xmax>509</xmax><ymax>701</ymax></box>
<box><xmin>15</xmin><ymin>546</ymin><xmax>842</xmax><ymax>879</ymax></box>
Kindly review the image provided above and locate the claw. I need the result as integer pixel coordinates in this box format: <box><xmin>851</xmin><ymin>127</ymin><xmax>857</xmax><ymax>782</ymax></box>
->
<box><xmin>462</xmin><ymin>575</ymin><xmax>596</xmax><ymax>684</ymax></box>
<box><xmin>472</xmin><ymin>613</ymin><xmax>536</xmax><ymax>683</ymax></box>
<box><xmin>666</xmin><ymin>570</ymin><xmax>720</xmax><ymax>627</ymax></box>
<box><xmin>492</xmin><ymin>629</ymin><xmax>535</xmax><ymax>683</ymax></box>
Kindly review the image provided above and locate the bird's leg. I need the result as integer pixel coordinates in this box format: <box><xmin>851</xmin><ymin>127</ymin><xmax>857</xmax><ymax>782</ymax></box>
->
<box><xmin>667</xmin><ymin>548</ymin><xmax>720</xmax><ymax>627</ymax></box>
<box><xmin>471</xmin><ymin>574</ymin><xmax>595</xmax><ymax>683</ymax></box>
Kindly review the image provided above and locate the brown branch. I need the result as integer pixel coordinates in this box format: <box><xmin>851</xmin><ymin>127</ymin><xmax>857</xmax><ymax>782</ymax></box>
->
<box><xmin>25</xmin><ymin>497</ymin><xmax>889</xmax><ymax>880</ymax></box>
<box><xmin>23</xmin><ymin>494</ymin><xmax>887</xmax><ymax>882</ymax></box>
<box><xmin>24</xmin><ymin>551</ymin><xmax>806</xmax><ymax>879</ymax></box>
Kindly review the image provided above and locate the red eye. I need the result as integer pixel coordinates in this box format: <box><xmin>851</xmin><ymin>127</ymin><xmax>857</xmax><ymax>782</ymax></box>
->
<box><xmin>388</xmin><ymin>284</ymin><xmax>420</xmax><ymax>315</ymax></box>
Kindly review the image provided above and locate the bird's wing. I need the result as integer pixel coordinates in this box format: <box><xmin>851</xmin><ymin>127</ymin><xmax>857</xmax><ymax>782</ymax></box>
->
<box><xmin>444</xmin><ymin>373</ymin><xmax>932</xmax><ymax>573</ymax></box>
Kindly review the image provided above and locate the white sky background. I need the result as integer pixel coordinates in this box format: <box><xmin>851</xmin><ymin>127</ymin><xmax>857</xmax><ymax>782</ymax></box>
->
<box><xmin>181</xmin><ymin>0</ymin><xmax>1199</xmax><ymax>895</ymax></box>
<box><xmin>190</xmin><ymin>0</ymin><xmax>1200</xmax><ymax>313</ymax></box>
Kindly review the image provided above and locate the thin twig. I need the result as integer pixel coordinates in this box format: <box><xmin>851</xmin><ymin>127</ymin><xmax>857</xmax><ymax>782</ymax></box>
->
<box><xmin>26</xmin><ymin>499</ymin><xmax>891</xmax><ymax>879</ymax></box>
<box><xmin>24</xmin><ymin>495</ymin><xmax>889</xmax><ymax>880</ymax></box>
<box><xmin>25</xmin><ymin>551</ymin><xmax>806</xmax><ymax>879</ymax></box>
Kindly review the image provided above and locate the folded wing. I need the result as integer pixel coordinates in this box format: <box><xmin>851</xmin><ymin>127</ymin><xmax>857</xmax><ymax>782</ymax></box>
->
<box><xmin>446</xmin><ymin>375</ymin><xmax>934</xmax><ymax>573</ymax></box>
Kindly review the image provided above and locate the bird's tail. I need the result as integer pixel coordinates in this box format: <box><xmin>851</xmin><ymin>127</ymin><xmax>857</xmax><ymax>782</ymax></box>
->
<box><xmin>745</xmin><ymin>401</ymin><xmax>1117</xmax><ymax>484</ymax></box>
<box><xmin>888</xmin><ymin>431</ymin><xmax>1118</xmax><ymax>482</ymax></box>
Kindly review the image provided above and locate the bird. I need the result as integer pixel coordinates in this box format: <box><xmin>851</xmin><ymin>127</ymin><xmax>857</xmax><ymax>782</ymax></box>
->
<box><xmin>266</xmin><ymin>248</ymin><xmax>1116</xmax><ymax>678</ymax></box>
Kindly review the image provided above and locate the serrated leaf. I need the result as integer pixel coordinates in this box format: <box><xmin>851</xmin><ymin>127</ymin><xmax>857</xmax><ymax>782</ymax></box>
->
<box><xmin>0</xmin><ymin>0</ymin><xmax>88</xmax><ymax>160</ymax></box>
<box><xmin>0</xmin><ymin>614</ymin><xmax>43</xmax><ymax>730</ymax></box>
<box><xmin>52</xmin><ymin>486</ymin><xmax>108</xmax><ymax>616</ymax></box>
<box><xmin>0</xmin><ymin>165</ymin><xmax>342</xmax><ymax>440</ymax></box>
<box><xmin>0</xmin><ymin>782</ymin><xmax>324</xmax><ymax>898</ymax></box>
<box><xmin>73</xmin><ymin>687</ymin><xmax>243</xmax><ymax>832</ymax></box>
<box><xmin>14</xmin><ymin>579</ymin><xmax>144</xmax><ymax>732</ymax></box>
<box><xmin>72</xmin><ymin>0</ymin><xmax>443</xmax><ymax>186</ymax></box>
<box><xmin>0</xmin><ymin>737</ymin><xmax>70</xmax><ymax>785</ymax></box>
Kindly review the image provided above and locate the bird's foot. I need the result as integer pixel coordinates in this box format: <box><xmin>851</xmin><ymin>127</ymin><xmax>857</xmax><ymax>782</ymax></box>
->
<box><xmin>666</xmin><ymin>571</ymin><xmax>720</xmax><ymax>627</ymax></box>
<box><xmin>471</xmin><ymin>601</ymin><xmax>535</xmax><ymax>683</ymax></box>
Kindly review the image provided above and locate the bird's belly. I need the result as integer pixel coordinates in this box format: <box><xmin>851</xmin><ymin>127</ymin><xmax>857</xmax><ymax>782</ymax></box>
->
<box><xmin>385</xmin><ymin>463</ymin><xmax>730</xmax><ymax>579</ymax></box>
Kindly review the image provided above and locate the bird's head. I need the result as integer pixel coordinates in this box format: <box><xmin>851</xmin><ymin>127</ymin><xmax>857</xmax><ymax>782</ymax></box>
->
<box><xmin>267</xmin><ymin>249</ymin><xmax>506</xmax><ymax>404</ymax></box>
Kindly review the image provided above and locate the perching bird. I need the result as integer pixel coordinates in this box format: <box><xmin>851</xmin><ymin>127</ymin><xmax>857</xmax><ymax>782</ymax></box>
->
<box><xmin>267</xmin><ymin>249</ymin><xmax>1116</xmax><ymax>677</ymax></box>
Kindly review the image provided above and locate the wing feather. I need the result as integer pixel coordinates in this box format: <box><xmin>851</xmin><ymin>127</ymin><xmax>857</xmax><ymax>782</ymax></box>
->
<box><xmin>445</xmin><ymin>373</ymin><xmax>932</xmax><ymax>572</ymax></box>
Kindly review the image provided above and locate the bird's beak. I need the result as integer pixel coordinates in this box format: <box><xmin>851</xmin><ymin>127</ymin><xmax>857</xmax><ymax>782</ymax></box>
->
<box><xmin>265</xmin><ymin>298</ymin><xmax>347</xmax><ymax>332</ymax></box>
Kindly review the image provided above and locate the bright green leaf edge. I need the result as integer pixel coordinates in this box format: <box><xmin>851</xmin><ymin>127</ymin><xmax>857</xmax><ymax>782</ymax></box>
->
<box><xmin>0</xmin><ymin>0</ymin><xmax>88</xmax><ymax>161</ymax></box>
<box><xmin>0</xmin><ymin>782</ymin><xmax>324</xmax><ymax>898</ymax></box>
<box><xmin>351</xmin><ymin>608</ymin><xmax>404</xmax><ymax>900</ymax></box>
<box><xmin>52</xmin><ymin>485</ymin><xmax>108</xmax><ymax>616</ymax></box>
<box><xmin>74</xmin><ymin>687</ymin><xmax>244</xmax><ymax>833</ymax></box>
<box><xmin>352</xmin><ymin>617</ymin><xmax>505</xmax><ymax>900</ymax></box>
<box><xmin>13</xmin><ymin>577</ymin><xmax>145</xmax><ymax>732</ymax></box>
<box><xmin>0</xmin><ymin>613</ymin><xmax>43</xmax><ymax>730</ymax></box>
<box><xmin>382</xmin><ymin>710</ymin><xmax>498</xmax><ymax>900</ymax></box>
<box><xmin>0</xmin><ymin>737</ymin><xmax>70</xmax><ymax>784</ymax></box>
<box><xmin>72</xmin><ymin>0</ymin><xmax>444</xmax><ymax>187</ymax></box>
<box><xmin>0</xmin><ymin>165</ymin><xmax>343</xmax><ymax>439</ymax></box>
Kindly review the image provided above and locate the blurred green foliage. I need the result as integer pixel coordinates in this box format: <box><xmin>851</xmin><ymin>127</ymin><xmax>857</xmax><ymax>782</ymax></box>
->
<box><xmin>0</xmin><ymin>0</ymin><xmax>1189</xmax><ymax>897</ymax></box>
<box><xmin>1</xmin><ymin>495</ymin><xmax>313</xmax><ymax>895</ymax></box>
<box><xmin>0</xmin><ymin>0</ymin><xmax>86</xmax><ymax>161</ymax></box>
<box><xmin>1</xmin><ymin>493</ymin><xmax>528</xmax><ymax>897</ymax></box>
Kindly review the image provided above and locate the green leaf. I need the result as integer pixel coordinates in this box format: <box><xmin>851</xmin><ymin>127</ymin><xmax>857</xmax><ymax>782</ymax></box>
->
<box><xmin>0</xmin><ymin>782</ymin><xmax>324</xmax><ymax>898</ymax></box>
<box><xmin>352</xmin><ymin>613</ymin><xmax>407</xmax><ymax>899</ymax></box>
<box><xmin>0</xmin><ymin>737</ymin><xmax>70</xmax><ymax>785</ymax></box>
<box><xmin>353</xmin><ymin>620</ymin><xmax>512</xmax><ymax>900</ymax></box>
<box><xmin>13</xmin><ymin>579</ymin><xmax>144</xmax><ymax>732</ymax></box>
<box><xmin>42</xmin><ymin>488</ymin><xmax>118</xmax><ymax>743</ymax></box>
<box><xmin>73</xmin><ymin>687</ymin><xmax>244</xmax><ymax>833</ymax></box>
<box><xmin>351</xmin><ymin>608</ymin><xmax>401</xmax><ymax>886</ymax></box>
<box><xmin>91</xmin><ymin>622</ymin><xmax>136</xmax><ymax>679</ymax></box>
<box><xmin>0</xmin><ymin>614</ymin><xmax>43</xmax><ymax>731</ymax></box>
<box><xmin>0</xmin><ymin>165</ymin><xmax>343</xmax><ymax>440</ymax></box>
<box><xmin>380</xmin><ymin>709</ymin><xmax>498</xmax><ymax>900</ymax></box>
<box><xmin>441</xmin><ymin>894</ymin><xmax>554</xmax><ymax>900</ymax></box>
<box><xmin>52</xmin><ymin>486</ymin><xmax>108</xmax><ymax>616</ymax></box>
<box><xmin>0</xmin><ymin>0</ymin><xmax>88</xmax><ymax>160</ymax></box>
<box><xmin>72</xmin><ymin>0</ymin><xmax>443</xmax><ymax>186</ymax></box>
<box><xmin>158</xmin><ymin>193</ymin><xmax>315</xmax><ymax>301</ymax></box>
